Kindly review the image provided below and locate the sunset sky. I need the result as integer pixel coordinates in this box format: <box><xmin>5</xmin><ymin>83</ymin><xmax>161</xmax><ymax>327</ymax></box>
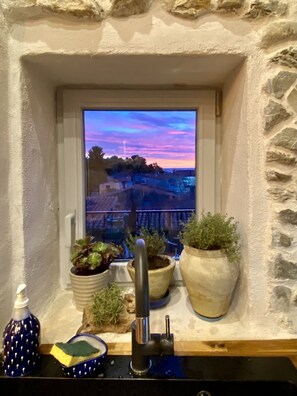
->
<box><xmin>84</xmin><ymin>110</ymin><xmax>196</xmax><ymax>169</ymax></box>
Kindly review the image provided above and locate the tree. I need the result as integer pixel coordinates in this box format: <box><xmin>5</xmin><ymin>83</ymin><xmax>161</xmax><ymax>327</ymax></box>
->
<box><xmin>85</xmin><ymin>145</ymin><xmax>164</xmax><ymax>195</ymax></box>
<box><xmin>88</xmin><ymin>146</ymin><xmax>105</xmax><ymax>165</ymax></box>
<box><xmin>148</xmin><ymin>162</ymin><xmax>163</xmax><ymax>174</ymax></box>
<box><xmin>86</xmin><ymin>146</ymin><xmax>108</xmax><ymax>194</ymax></box>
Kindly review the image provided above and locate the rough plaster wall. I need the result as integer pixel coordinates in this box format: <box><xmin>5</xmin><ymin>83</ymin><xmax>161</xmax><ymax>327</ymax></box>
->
<box><xmin>246</xmin><ymin>53</ymin><xmax>273</xmax><ymax>327</ymax></box>
<box><xmin>21</xmin><ymin>63</ymin><xmax>60</xmax><ymax>317</ymax></box>
<box><xmin>0</xmin><ymin>8</ymin><xmax>14</xmax><ymax>332</ymax></box>
<box><xmin>0</xmin><ymin>0</ymin><xmax>296</xmax><ymax>336</ymax></box>
<box><xmin>221</xmin><ymin>61</ymin><xmax>250</xmax><ymax>324</ymax></box>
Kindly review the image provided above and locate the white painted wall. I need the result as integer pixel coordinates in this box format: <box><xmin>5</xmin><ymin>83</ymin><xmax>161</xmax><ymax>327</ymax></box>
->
<box><xmin>0</xmin><ymin>2</ymin><xmax>295</xmax><ymax>336</ymax></box>
<box><xmin>220</xmin><ymin>53</ymin><xmax>272</xmax><ymax>327</ymax></box>
<box><xmin>21</xmin><ymin>62</ymin><xmax>60</xmax><ymax>314</ymax></box>
<box><xmin>221</xmin><ymin>61</ymin><xmax>250</xmax><ymax>324</ymax></box>
<box><xmin>0</xmin><ymin>8</ymin><xmax>14</xmax><ymax>331</ymax></box>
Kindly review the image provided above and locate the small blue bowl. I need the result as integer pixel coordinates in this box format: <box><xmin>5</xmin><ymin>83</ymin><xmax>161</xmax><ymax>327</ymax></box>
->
<box><xmin>61</xmin><ymin>333</ymin><xmax>108</xmax><ymax>378</ymax></box>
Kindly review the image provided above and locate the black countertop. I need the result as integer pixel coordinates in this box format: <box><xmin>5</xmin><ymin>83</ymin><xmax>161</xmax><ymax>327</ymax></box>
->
<box><xmin>1</xmin><ymin>355</ymin><xmax>297</xmax><ymax>396</ymax></box>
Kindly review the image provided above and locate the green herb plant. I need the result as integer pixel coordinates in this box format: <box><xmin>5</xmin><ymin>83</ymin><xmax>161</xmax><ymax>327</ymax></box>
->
<box><xmin>92</xmin><ymin>283</ymin><xmax>125</xmax><ymax>326</ymax></box>
<box><xmin>179</xmin><ymin>212</ymin><xmax>241</xmax><ymax>263</ymax></box>
<box><xmin>70</xmin><ymin>236</ymin><xmax>123</xmax><ymax>275</ymax></box>
<box><xmin>126</xmin><ymin>227</ymin><xmax>166</xmax><ymax>258</ymax></box>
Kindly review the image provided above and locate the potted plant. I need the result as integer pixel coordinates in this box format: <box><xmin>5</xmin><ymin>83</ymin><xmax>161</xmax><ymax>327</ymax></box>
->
<box><xmin>179</xmin><ymin>212</ymin><xmax>241</xmax><ymax>318</ymax></box>
<box><xmin>126</xmin><ymin>228</ymin><xmax>175</xmax><ymax>301</ymax></box>
<box><xmin>69</xmin><ymin>236</ymin><xmax>123</xmax><ymax>311</ymax></box>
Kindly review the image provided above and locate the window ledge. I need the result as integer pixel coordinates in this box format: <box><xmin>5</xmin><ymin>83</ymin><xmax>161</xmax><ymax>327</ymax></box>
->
<box><xmin>38</xmin><ymin>284</ymin><xmax>294</xmax><ymax>347</ymax></box>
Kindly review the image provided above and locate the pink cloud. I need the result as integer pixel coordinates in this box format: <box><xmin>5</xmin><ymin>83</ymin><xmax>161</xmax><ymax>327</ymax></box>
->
<box><xmin>168</xmin><ymin>130</ymin><xmax>190</xmax><ymax>135</ymax></box>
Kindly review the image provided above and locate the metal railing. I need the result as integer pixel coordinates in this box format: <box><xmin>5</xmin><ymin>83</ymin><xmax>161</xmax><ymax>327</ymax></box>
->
<box><xmin>86</xmin><ymin>208</ymin><xmax>195</xmax><ymax>258</ymax></box>
<box><xmin>86</xmin><ymin>208</ymin><xmax>194</xmax><ymax>231</ymax></box>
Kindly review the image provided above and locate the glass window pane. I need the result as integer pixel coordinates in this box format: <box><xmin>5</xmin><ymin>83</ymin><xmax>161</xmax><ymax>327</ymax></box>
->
<box><xmin>83</xmin><ymin>109</ymin><xmax>196</xmax><ymax>259</ymax></box>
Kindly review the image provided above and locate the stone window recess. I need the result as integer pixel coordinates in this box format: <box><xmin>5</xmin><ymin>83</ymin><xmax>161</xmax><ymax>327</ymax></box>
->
<box><xmin>1</xmin><ymin>0</ymin><xmax>297</xmax><ymax>336</ymax></box>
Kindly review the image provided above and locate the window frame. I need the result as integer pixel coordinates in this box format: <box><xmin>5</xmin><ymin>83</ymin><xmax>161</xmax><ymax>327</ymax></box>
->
<box><xmin>58</xmin><ymin>89</ymin><xmax>218</xmax><ymax>288</ymax></box>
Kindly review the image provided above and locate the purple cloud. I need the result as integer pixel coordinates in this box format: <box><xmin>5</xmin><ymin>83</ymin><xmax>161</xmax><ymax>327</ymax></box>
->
<box><xmin>84</xmin><ymin>110</ymin><xmax>196</xmax><ymax>168</ymax></box>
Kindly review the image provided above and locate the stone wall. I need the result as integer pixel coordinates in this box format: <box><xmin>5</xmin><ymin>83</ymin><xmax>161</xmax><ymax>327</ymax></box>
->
<box><xmin>265</xmin><ymin>45</ymin><xmax>297</xmax><ymax>328</ymax></box>
<box><xmin>1</xmin><ymin>0</ymin><xmax>295</xmax><ymax>21</ymax></box>
<box><xmin>0</xmin><ymin>0</ymin><xmax>296</xmax><ymax>335</ymax></box>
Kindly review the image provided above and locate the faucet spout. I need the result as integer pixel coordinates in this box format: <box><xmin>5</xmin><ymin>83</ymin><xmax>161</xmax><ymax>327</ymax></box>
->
<box><xmin>135</xmin><ymin>239</ymin><xmax>150</xmax><ymax>345</ymax></box>
<box><xmin>130</xmin><ymin>238</ymin><xmax>174</xmax><ymax>377</ymax></box>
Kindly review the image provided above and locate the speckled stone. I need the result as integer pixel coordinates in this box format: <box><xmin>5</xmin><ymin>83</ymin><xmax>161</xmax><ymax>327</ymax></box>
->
<box><xmin>244</xmin><ymin>0</ymin><xmax>287</xmax><ymax>19</ymax></box>
<box><xmin>264</xmin><ymin>100</ymin><xmax>291</xmax><ymax>131</ymax></box>
<box><xmin>2</xmin><ymin>0</ymin><xmax>106</xmax><ymax>21</ymax></box>
<box><xmin>274</xmin><ymin>255</ymin><xmax>297</xmax><ymax>280</ymax></box>
<box><xmin>266</xmin><ymin>170</ymin><xmax>292</xmax><ymax>182</ymax></box>
<box><xmin>279</xmin><ymin>233</ymin><xmax>293</xmax><ymax>247</ymax></box>
<box><xmin>217</xmin><ymin>0</ymin><xmax>244</xmax><ymax>11</ymax></box>
<box><xmin>272</xmin><ymin>231</ymin><xmax>293</xmax><ymax>247</ymax></box>
<box><xmin>271</xmin><ymin>47</ymin><xmax>297</xmax><ymax>69</ymax></box>
<box><xmin>264</xmin><ymin>71</ymin><xmax>297</xmax><ymax>99</ymax></box>
<box><xmin>166</xmin><ymin>0</ymin><xmax>212</xmax><ymax>19</ymax></box>
<box><xmin>110</xmin><ymin>0</ymin><xmax>151</xmax><ymax>17</ymax></box>
<box><xmin>292</xmin><ymin>294</ymin><xmax>297</xmax><ymax>307</ymax></box>
<box><xmin>271</xmin><ymin>285</ymin><xmax>291</xmax><ymax>312</ymax></box>
<box><xmin>261</xmin><ymin>22</ymin><xmax>297</xmax><ymax>49</ymax></box>
<box><xmin>268</xmin><ymin>186</ymin><xmax>296</xmax><ymax>202</ymax></box>
<box><xmin>279</xmin><ymin>209</ymin><xmax>297</xmax><ymax>225</ymax></box>
<box><xmin>272</xmin><ymin>128</ymin><xmax>297</xmax><ymax>151</ymax></box>
<box><xmin>266</xmin><ymin>150</ymin><xmax>297</xmax><ymax>166</ymax></box>
<box><xmin>288</xmin><ymin>88</ymin><xmax>297</xmax><ymax>113</ymax></box>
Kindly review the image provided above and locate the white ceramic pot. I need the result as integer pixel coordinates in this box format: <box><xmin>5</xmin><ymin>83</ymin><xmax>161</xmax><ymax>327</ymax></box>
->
<box><xmin>179</xmin><ymin>245</ymin><xmax>239</xmax><ymax>318</ymax></box>
<box><xmin>127</xmin><ymin>256</ymin><xmax>175</xmax><ymax>300</ymax></box>
<box><xmin>69</xmin><ymin>268</ymin><xmax>110</xmax><ymax>311</ymax></box>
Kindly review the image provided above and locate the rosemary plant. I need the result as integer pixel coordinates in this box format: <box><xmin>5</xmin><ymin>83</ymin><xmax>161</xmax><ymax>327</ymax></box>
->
<box><xmin>179</xmin><ymin>212</ymin><xmax>241</xmax><ymax>263</ymax></box>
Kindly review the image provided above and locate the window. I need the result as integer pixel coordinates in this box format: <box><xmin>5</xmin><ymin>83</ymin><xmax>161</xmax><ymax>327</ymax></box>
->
<box><xmin>84</xmin><ymin>109</ymin><xmax>196</xmax><ymax>259</ymax></box>
<box><xmin>58</xmin><ymin>90</ymin><xmax>218</xmax><ymax>287</ymax></box>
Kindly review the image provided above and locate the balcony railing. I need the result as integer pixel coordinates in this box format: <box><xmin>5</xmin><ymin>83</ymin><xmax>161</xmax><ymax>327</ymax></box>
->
<box><xmin>86</xmin><ymin>208</ymin><xmax>194</xmax><ymax>258</ymax></box>
<box><xmin>86</xmin><ymin>208</ymin><xmax>194</xmax><ymax>230</ymax></box>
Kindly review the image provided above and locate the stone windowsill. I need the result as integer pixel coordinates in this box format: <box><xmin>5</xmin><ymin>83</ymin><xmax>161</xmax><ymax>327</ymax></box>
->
<box><xmin>39</xmin><ymin>284</ymin><xmax>295</xmax><ymax>347</ymax></box>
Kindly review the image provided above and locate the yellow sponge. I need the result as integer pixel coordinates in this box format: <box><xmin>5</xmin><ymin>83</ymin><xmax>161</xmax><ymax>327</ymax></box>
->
<box><xmin>50</xmin><ymin>340</ymin><xmax>100</xmax><ymax>367</ymax></box>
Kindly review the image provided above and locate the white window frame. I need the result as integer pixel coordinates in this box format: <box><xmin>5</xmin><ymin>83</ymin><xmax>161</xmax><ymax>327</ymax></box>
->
<box><xmin>58</xmin><ymin>89</ymin><xmax>218</xmax><ymax>288</ymax></box>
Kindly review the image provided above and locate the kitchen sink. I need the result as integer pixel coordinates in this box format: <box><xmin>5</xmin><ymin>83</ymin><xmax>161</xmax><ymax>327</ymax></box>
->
<box><xmin>1</xmin><ymin>355</ymin><xmax>297</xmax><ymax>396</ymax></box>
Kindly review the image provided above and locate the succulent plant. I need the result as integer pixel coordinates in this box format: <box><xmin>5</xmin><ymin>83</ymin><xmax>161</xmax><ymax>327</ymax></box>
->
<box><xmin>70</xmin><ymin>236</ymin><xmax>123</xmax><ymax>275</ymax></box>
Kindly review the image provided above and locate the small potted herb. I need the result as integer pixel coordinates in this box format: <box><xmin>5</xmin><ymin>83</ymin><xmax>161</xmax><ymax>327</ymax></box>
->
<box><xmin>126</xmin><ymin>228</ymin><xmax>175</xmax><ymax>301</ymax></box>
<box><xmin>69</xmin><ymin>236</ymin><xmax>122</xmax><ymax>311</ymax></box>
<box><xmin>179</xmin><ymin>212</ymin><xmax>241</xmax><ymax>318</ymax></box>
<box><xmin>91</xmin><ymin>283</ymin><xmax>125</xmax><ymax>326</ymax></box>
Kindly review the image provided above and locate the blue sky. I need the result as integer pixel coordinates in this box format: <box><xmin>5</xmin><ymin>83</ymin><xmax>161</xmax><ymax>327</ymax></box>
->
<box><xmin>84</xmin><ymin>110</ymin><xmax>196</xmax><ymax>168</ymax></box>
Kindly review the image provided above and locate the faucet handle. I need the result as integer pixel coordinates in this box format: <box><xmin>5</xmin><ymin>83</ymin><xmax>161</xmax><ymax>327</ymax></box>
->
<box><xmin>160</xmin><ymin>315</ymin><xmax>174</xmax><ymax>355</ymax></box>
<box><xmin>165</xmin><ymin>315</ymin><xmax>171</xmax><ymax>340</ymax></box>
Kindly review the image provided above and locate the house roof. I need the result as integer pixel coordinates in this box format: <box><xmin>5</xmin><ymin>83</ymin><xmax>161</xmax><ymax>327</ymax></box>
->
<box><xmin>86</xmin><ymin>195</ymin><xmax>118</xmax><ymax>212</ymax></box>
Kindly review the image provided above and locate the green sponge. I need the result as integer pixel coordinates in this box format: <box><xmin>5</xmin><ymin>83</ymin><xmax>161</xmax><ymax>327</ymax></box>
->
<box><xmin>50</xmin><ymin>340</ymin><xmax>100</xmax><ymax>367</ymax></box>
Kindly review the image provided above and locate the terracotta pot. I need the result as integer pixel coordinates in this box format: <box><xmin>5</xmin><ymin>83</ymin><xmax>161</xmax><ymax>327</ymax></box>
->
<box><xmin>69</xmin><ymin>268</ymin><xmax>110</xmax><ymax>311</ymax></box>
<box><xmin>127</xmin><ymin>256</ymin><xmax>175</xmax><ymax>300</ymax></box>
<box><xmin>179</xmin><ymin>245</ymin><xmax>239</xmax><ymax>318</ymax></box>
